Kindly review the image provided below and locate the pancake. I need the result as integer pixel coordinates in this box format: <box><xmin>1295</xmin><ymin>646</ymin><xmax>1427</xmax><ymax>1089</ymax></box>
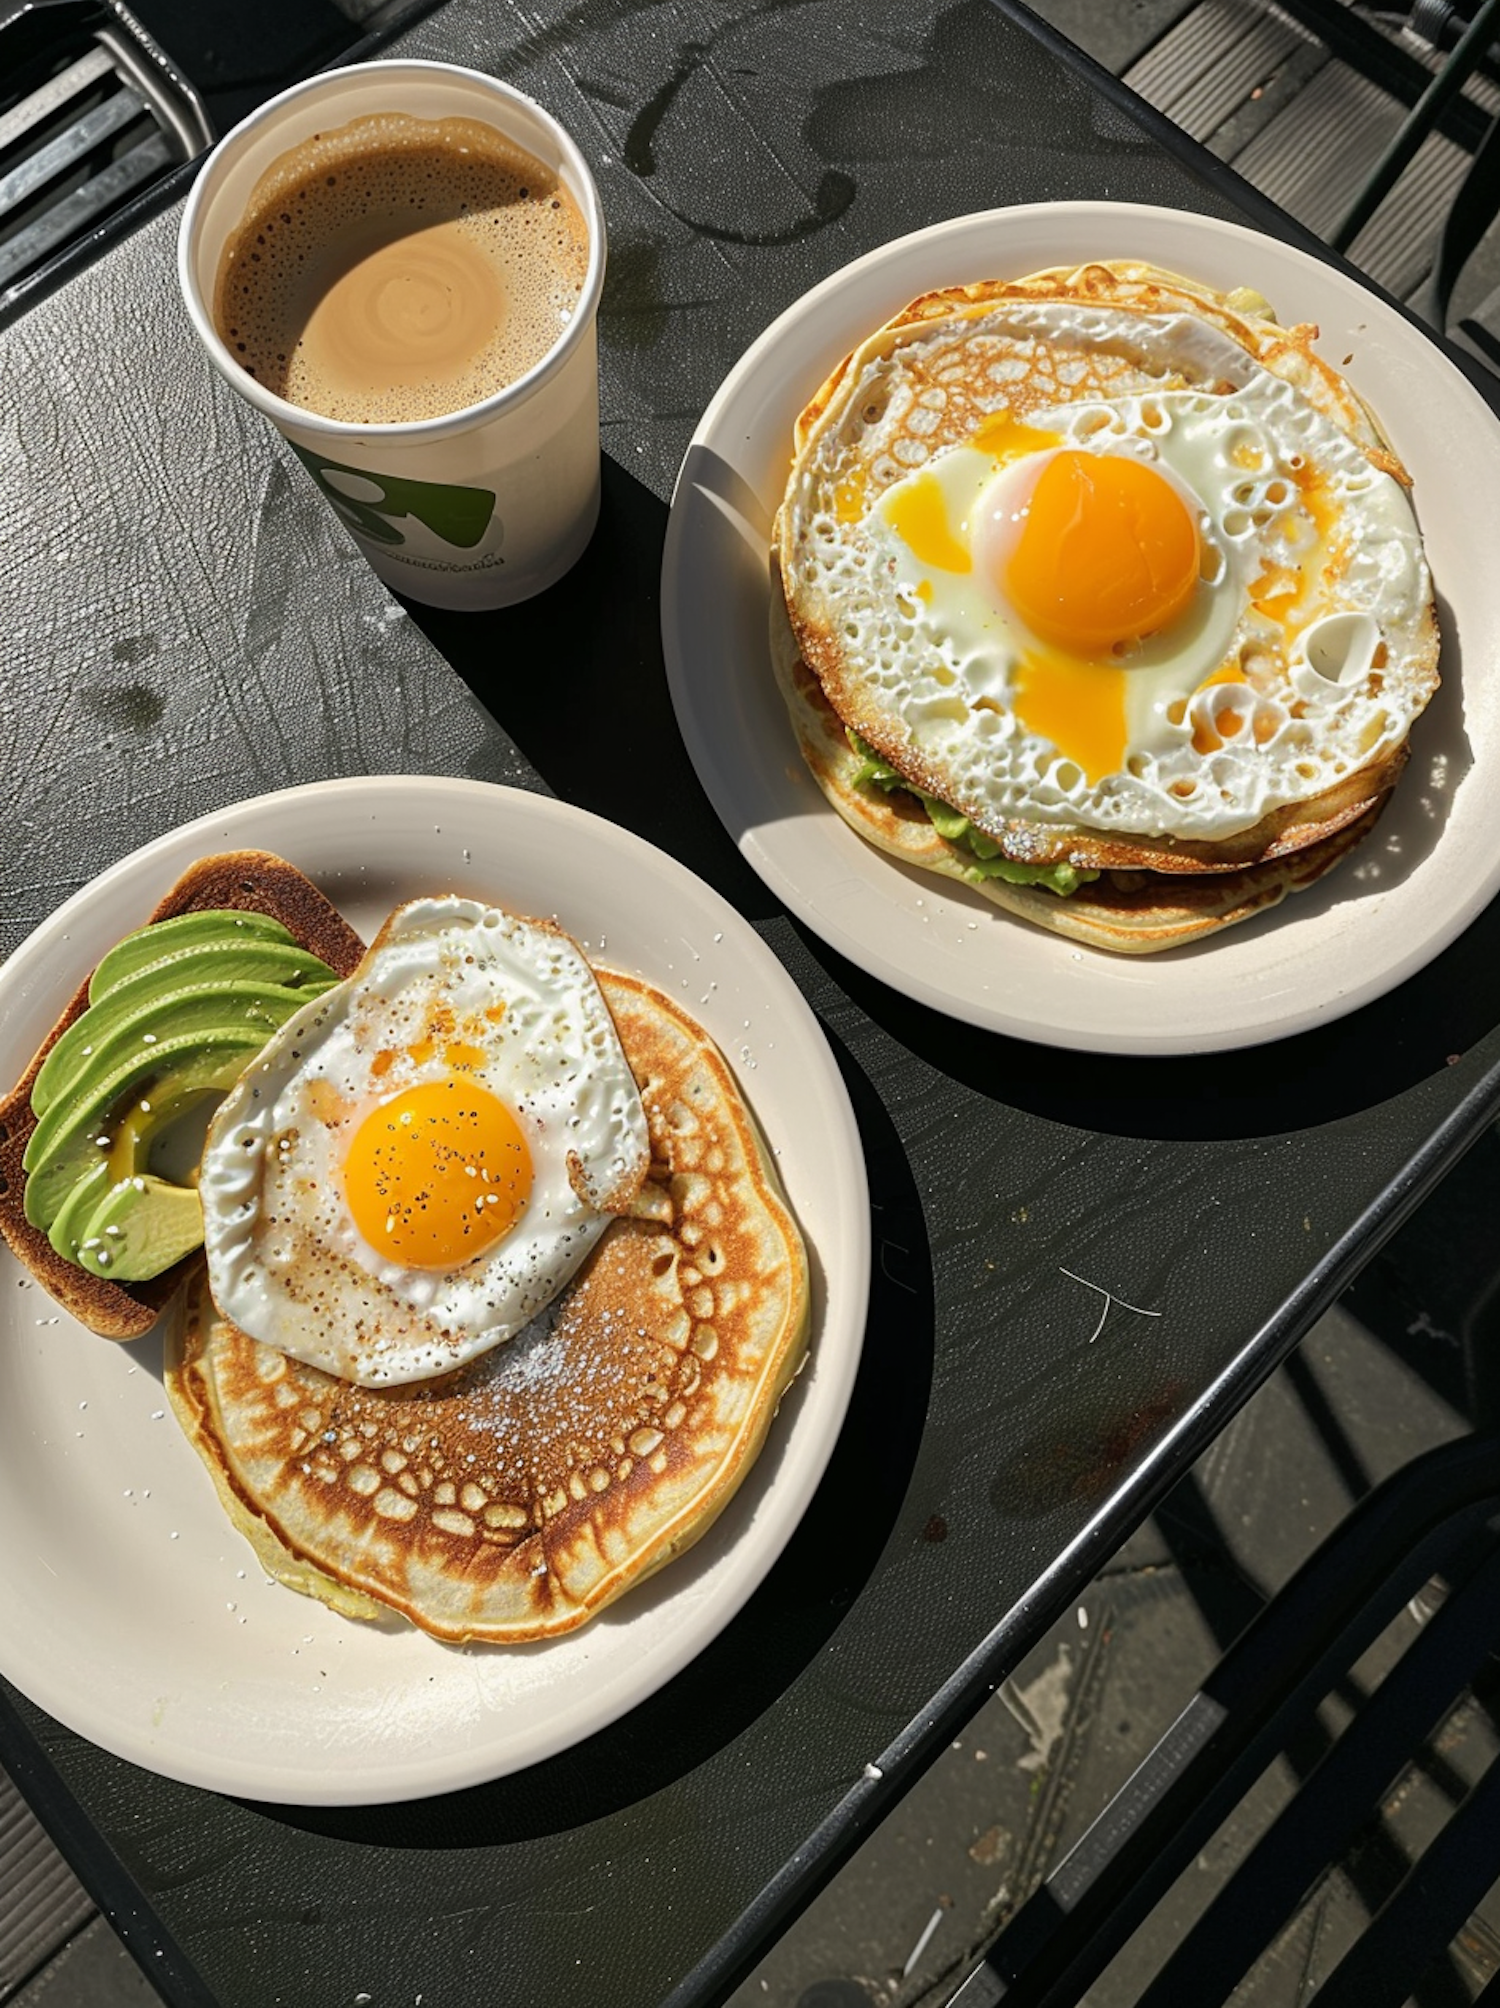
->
<box><xmin>790</xmin><ymin>262</ymin><xmax>1404</xmax><ymax>471</ymax></box>
<box><xmin>772</xmin><ymin>260</ymin><xmax>1437</xmax><ymax>949</ymax></box>
<box><xmin>166</xmin><ymin>969</ymin><xmax>810</xmax><ymax>1642</ymax></box>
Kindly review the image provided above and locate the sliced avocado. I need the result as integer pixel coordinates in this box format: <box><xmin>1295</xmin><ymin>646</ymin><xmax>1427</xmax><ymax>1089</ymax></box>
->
<box><xmin>844</xmin><ymin>729</ymin><xmax>1100</xmax><ymax>897</ymax></box>
<box><xmin>46</xmin><ymin>1161</ymin><xmax>112</xmax><ymax>1264</ymax></box>
<box><xmin>88</xmin><ymin>910</ymin><xmax>295</xmax><ymax>1002</ymax></box>
<box><xmin>70</xmin><ymin>1174</ymin><xmax>204</xmax><ymax>1282</ymax></box>
<box><xmin>34</xmin><ymin>962</ymin><xmax>336</xmax><ymax>1116</ymax></box>
<box><xmin>22</xmin><ymin>1026</ymin><xmax>266</xmax><ymax>1231</ymax></box>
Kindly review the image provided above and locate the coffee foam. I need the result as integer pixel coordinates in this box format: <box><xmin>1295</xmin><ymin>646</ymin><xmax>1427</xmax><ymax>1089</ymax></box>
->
<box><xmin>214</xmin><ymin>113</ymin><xmax>590</xmax><ymax>425</ymax></box>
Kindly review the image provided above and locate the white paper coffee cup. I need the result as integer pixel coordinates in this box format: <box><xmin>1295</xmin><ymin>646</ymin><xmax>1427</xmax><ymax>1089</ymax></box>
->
<box><xmin>178</xmin><ymin>60</ymin><xmax>606</xmax><ymax>611</ymax></box>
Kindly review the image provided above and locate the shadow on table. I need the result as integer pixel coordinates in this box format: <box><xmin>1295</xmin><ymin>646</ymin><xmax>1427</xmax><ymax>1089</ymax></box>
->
<box><xmin>251</xmin><ymin>1017</ymin><xmax>933</xmax><ymax>1845</ymax></box>
<box><xmin>1344</xmin><ymin>1119</ymin><xmax>1500</xmax><ymax>1431</ymax></box>
<box><xmin>811</xmin><ymin>906</ymin><xmax>1500</xmax><ymax>1142</ymax></box>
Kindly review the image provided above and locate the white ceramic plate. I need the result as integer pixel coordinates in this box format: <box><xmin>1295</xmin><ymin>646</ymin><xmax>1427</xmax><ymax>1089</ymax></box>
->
<box><xmin>0</xmin><ymin>778</ymin><xmax>868</xmax><ymax>1804</ymax></box>
<box><xmin>662</xmin><ymin>201</ymin><xmax>1500</xmax><ymax>1053</ymax></box>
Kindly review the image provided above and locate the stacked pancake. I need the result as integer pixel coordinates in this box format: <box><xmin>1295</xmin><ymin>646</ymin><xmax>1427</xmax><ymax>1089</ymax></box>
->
<box><xmin>773</xmin><ymin>261</ymin><xmax>1440</xmax><ymax>951</ymax></box>
<box><xmin>168</xmin><ymin>969</ymin><xmax>809</xmax><ymax>1642</ymax></box>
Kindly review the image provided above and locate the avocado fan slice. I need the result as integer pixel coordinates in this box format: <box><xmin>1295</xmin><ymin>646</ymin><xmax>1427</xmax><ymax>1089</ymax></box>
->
<box><xmin>33</xmin><ymin>958</ymin><xmax>338</xmax><ymax>1117</ymax></box>
<box><xmin>22</xmin><ymin>1025</ymin><xmax>269</xmax><ymax>1231</ymax></box>
<box><xmin>87</xmin><ymin>909</ymin><xmax>296</xmax><ymax>1003</ymax></box>
<box><xmin>845</xmin><ymin>729</ymin><xmax>1099</xmax><ymax>896</ymax></box>
<box><xmin>46</xmin><ymin>1161</ymin><xmax>113</xmax><ymax>1265</ymax></box>
<box><xmin>69</xmin><ymin>1174</ymin><xmax>206</xmax><ymax>1282</ymax></box>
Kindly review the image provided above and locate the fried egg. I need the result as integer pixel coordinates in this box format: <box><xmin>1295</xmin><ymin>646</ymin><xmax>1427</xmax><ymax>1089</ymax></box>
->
<box><xmin>199</xmin><ymin>897</ymin><xmax>650</xmax><ymax>1386</ymax></box>
<box><xmin>784</xmin><ymin>299</ymin><xmax>1437</xmax><ymax>848</ymax></box>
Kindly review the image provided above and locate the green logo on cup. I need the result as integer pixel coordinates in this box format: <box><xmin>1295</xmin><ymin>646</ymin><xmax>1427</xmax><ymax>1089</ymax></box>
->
<box><xmin>290</xmin><ymin>446</ymin><xmax>497</xmax><ymax>550</ymax></box>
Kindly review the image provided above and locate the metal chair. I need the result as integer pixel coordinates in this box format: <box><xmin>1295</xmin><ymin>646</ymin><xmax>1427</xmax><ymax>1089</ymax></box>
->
<box><xmin>946</xmin><ymin>1429</ymin><xmax>1500</xmax><ymax>2006</ymax></box>
<box><xmin>1122</xmin><ymin>0</ymin><xmax>1500</xmax><ymax>326</ymax></box>
<box><xmin>0</xmin><ymin>0</ymin><xmax>213</xmax><ymax>322</ymax></box>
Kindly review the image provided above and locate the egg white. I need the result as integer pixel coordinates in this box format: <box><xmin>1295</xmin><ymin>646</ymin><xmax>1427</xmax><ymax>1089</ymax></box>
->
<box><xmin>199</xmin><ymin>897</ymin><xmax>650</xmax><ymax>1387</ymax></box>
<box><xmin>822</xmin><ymin>376</ymin><xmax>1431</xmax><ymax>842</ymax></box>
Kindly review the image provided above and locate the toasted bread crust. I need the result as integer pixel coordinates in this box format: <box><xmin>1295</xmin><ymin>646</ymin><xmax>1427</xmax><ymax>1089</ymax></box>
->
<box><xmin>0</xmin><ymin>851</ymin><xmax>365</xmax><ymax>1338</ymax></box>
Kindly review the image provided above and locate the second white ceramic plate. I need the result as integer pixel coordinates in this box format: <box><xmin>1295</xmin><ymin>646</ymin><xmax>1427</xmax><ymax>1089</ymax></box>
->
<box><xmin>0</xmin><ymin>779</ymin><xmax>868</xmax><ymax>1804</ymax></box>
<box><xmin>662</xmin><ymin>202</ymin><xmax>1500</xmax><ymax>1053</ymax></box>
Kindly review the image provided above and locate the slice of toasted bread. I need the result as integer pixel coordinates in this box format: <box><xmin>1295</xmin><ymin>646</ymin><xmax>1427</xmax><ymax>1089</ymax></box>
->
<box><xmin>0</xmin><ymin>851</ymin><xmax>365</xmax><ymax>1339</ymax></box>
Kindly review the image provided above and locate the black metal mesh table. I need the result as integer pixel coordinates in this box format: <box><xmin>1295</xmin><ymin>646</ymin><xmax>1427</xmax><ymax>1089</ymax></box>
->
<box><xmin>3</xmin><ymin>3</ymin><xmax>1499</xmax><ymax>2004</ymax></box>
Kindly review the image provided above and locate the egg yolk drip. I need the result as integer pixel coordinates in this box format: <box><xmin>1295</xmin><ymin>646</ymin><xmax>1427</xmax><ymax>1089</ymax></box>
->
<box><xmin>1005</xmin><ymin>451</ymin><xmax>1200</xmax><ymax>653</ymax></box>
<box><xmin>343</xmin><ymin>1076</ymin><xmax>533</xmax><ymax>1270</ymax></box>
<box><xmin>1003</xmin><ymin>452</ymin><xmax>1202</xmax><ymax>786</ymax></box>
<box><xmin>885</xmin><ymin>472</ymin><xmax>972</xmax><ymax>573</ymax></box>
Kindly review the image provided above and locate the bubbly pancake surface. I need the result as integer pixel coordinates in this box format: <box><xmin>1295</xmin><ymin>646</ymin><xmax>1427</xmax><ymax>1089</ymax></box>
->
<box><xmin>167</xmin><ymin>971</ymin><xmax>810</xmax><ymax>1643</ymax></box>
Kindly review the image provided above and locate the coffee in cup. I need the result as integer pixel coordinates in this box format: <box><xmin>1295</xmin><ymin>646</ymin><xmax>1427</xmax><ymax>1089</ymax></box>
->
<box><xmin>213</xmin><ymin>113</ymin><xmax>591</xmax><ymax>426</ymax></box>
<box><xmin>178</xmin><ymin>62</ymin><xmax>607</xmax><ymax>612</ymax></box>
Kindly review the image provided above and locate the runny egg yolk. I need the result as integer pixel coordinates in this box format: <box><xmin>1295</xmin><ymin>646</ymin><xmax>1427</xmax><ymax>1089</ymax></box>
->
<box><xmin>343</xmin><ymin>1076</ymin><xmax>533</xmax><ymax>1270</ymax></box>
<box><xmin>1004</xmin><ymin>450</ymin><xmax>1200</xmax><ymax>654</ymax></box>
